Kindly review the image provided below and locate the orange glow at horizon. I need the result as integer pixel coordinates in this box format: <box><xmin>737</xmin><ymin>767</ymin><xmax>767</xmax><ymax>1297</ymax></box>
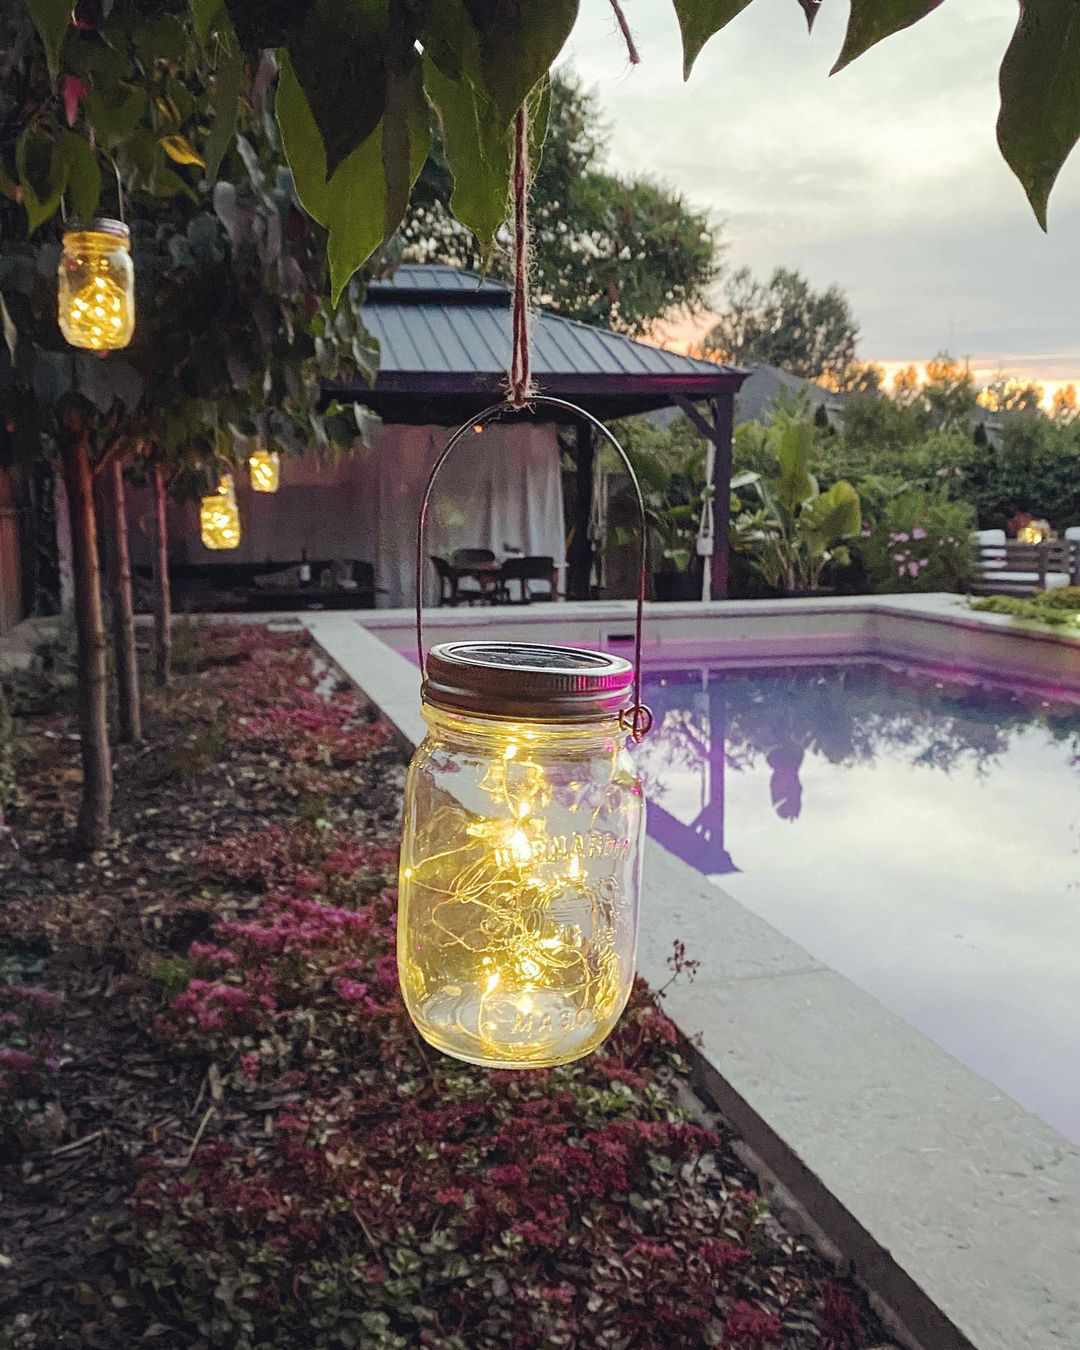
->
<box><xmin>641</xmin><ymin>318</ymin><xmax>1078</xmax><ymax>412</ymax></box>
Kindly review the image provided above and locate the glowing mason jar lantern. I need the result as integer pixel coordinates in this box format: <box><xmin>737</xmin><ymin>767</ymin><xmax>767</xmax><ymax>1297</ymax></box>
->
<box><xmin>200</xmin><ymin>474</ymin><xmax>241</xmax><ymax>550</ymax></box>
<box><xmin>248</xmin><ymin>448</ymin><xmax>280</xmax><ymax>493</ymax></box>
<box><xmin>57</xmin><ymin>219</ymin><xmax>135</xmax><ymax>351</ymax></box>
<box><xmin>399</xmin><ymin>642</ymin><xmax>646</xmax><ymax>1069</ymax></box>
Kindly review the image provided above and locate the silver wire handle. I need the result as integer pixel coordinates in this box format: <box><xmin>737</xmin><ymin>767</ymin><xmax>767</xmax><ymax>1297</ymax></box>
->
<box><xmin>414</xmin><ymin>395</ymin><xmax>652</xmax><ymax>740</ymax></box>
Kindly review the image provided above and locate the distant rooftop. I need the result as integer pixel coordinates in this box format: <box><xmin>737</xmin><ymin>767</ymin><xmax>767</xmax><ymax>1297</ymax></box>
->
<box><xmin>367</xmin><ymin>263</ymin><xmax>509</xmax><ymax>296</ymax></box>
<box><xmin>336</xmin><ymin>264</ymin><xmax>746</xmax><ymax>424</ymax></box>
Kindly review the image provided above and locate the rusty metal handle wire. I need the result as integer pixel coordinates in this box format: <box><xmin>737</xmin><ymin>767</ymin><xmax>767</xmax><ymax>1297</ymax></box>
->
<box><xmin>415</xmin><ymin>395</ymin><xmax>652</xmax><ymax>740</ymax></box>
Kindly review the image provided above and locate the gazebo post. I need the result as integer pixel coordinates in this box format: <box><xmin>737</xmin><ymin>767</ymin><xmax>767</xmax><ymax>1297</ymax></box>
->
<box><xmin>568</xmin><ymin>420</ymin><xmax>594</xmax><ymax>600</ymax></box>
<box><xmin>675</xmin><ymin>395</ymin><xmax>735</xmax><ymax>601</ymax></box>
<box><xmin>709</xmin><ymin>396</ymin><xmax>733</xmax><ymax>602</ymax></box>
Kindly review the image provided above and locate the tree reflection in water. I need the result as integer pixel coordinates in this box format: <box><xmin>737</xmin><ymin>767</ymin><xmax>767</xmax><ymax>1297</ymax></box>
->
<box><xmin>637</xmin><ymin>661</ymin><xmax>1080</xmax><ymax>874</ymax></box>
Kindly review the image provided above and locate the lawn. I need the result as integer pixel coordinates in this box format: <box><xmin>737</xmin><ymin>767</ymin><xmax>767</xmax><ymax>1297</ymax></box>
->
<box><xmin>1</xmin><ymin>623</ymin><xmax>891</xmax><ymax>1349</ymax></box>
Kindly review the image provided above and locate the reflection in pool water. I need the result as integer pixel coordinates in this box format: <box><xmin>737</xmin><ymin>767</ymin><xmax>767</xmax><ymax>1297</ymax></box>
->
<box><xmin>636</xmin><ymin>659</ymin><xmax>1080</xmax><ymax>1143</ymax></box>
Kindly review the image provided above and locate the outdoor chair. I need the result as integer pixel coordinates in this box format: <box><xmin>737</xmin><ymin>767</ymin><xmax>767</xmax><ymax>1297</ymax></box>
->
<box><xmin>448</xmin><ymin>548</ymin><xmax>501</xmax><ymax>603</ymax></box>
<box><xmin>970</xmin><ymin>528</ymin><xmax>1076</xmax><ymax>596</ymax></box>
<box><xmin>500</xmin><ymin>555</ymin><xmax>558</xmax><ymax>604</ymax></box>
<box><xmin>430</xmin><ymin>554</ymin><xmax>486</xmax><ymax>607</ymax></box>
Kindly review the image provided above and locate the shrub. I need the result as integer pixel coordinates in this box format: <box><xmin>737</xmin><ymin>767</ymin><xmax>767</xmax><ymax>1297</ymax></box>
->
<box><xmin>862</xmin><ymin>491</ymin><xmax>975</xmax><ymax>593</ymax></box>
<box><xmin>971</xmin><ymin>588</ymin><xmax>1080</xmax><ymax>628</ymax></box>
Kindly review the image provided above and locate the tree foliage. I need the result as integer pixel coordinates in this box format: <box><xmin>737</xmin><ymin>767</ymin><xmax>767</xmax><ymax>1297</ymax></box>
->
<box><xmin>9</xmin><ymin>0</ymin><xmax>1080</xmax><ymax>307</ymax></box>
<box><xmin>921</xmin><ymin>352</ymin><xmax>977</xmax><ymax>431</ymax></box>
<box><xmin>399</xmin><ymin>74</ymin><xmax>721</xmax><ymax>336</ymax></box>
<box><xmin>820</xmin><ymin>363</ymin><xmax>1080</xmax><ymax>534</ymax></box>
<box><xmin>704</xmin><ymin>266</ymin><xmax>859</xmax><ymax>383</ymax></box>
<box><xmin>822</xmin><ymin>361</ymin><xmax>884</xmax><ymax>397</ymax></box>
<box><xmin>982</xmin><ymin>374</ymin><xmax>1045</xmax><ymax>416</ymax></box>
<box><xmin>1</xmin><ymin>7</ymin><xmax>370</xmax><ymax>488</ymax></box>
<box><xmin>1</xmin><ymin>3</ymin><xmax>373</xmax><ymax>851</ymax></box>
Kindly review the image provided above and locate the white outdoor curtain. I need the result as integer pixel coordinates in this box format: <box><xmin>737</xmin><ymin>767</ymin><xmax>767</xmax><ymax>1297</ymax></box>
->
<box><xmin>122</xmin><ymin>422</ymin><xmax>564</xmax><ymax>609</ymax></box>
<box><xmin>372</xmin><ymin>421</ymin><xmax>566</xmax><ymax>609</ymax></box>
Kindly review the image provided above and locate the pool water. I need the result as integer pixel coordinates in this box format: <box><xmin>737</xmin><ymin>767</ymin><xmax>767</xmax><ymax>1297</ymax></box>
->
<box><xmin>635</xmin><ymin>657</ymin><xmax>1080</xmax><ymax>1143</ymax></box>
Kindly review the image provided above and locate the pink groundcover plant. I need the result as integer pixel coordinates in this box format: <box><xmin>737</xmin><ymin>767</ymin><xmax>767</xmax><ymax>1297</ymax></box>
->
<box><xmin>5</xmin><ymin>624</ymin><xmax>881</xmax><ymax>1347</ymax></box>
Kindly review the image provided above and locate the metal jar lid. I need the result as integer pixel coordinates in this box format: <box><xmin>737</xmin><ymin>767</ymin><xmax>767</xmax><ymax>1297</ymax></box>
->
<box><xmin>64</xmin><ymin>218</ymin><xmax>130</xmax><ymax>242</ymax></box>
<box><xmin>423</xmin><ymin>641</ymin><xmax>634</xmax><ymax>722</ymax></box>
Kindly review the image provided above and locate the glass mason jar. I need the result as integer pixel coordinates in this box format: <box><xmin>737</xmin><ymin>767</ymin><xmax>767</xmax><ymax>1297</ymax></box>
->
<box><xmin>199</xmin><ymin>474</ymin><xmax>242</xmax><ymax>550</ymax></box>
<box><xmin>58</xmin><ymin>218</ymin><xmax>135</xmax><ymax>351</ymax></box>
<box><xmin>399</xmin><ymin>642</ymin><xmax>645</xmax><ymax>1069</ymax></box>
<box><xmin>248</xmin><ymin>448</ymin><xmax>281</xmax><ymax>493</ymax></box>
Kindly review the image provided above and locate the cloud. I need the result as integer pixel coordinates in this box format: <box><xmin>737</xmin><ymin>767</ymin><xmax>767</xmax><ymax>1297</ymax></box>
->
<box><xmin>561</xmin><ymin>0</ymin><xmax>1080</xmax><ymax>378</ymax></box>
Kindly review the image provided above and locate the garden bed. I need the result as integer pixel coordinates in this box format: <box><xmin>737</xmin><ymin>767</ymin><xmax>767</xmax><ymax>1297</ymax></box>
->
<box><xmin>1</xmin><ymin>623</ymin><xmax>893</xmax><ymax>1349</ymax></box>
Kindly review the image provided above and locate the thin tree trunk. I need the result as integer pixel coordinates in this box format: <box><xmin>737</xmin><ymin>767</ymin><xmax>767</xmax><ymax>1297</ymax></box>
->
<box><xmin>61</xmin><ymin>431</ymin><xmax>112</xmax><ymax>852</ymax></box>
<box><xmin>108</xmin><ymin>457</ymin><xmax>141</xmax><ymax>743</ymax></box>
<box><xmin>151</xmin><ymin>464</ymin><xmax>171</xmax><ymax>687</ymax></box>
<box><xmin>53</xmin><ymin>465</ymin><xmax>75</xmax><ymax>614</ymax></box>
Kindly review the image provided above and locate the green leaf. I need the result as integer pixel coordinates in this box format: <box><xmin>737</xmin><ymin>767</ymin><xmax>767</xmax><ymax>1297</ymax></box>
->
<box><xmin>16</xmin><ymin>130</ymin><xmax>66</xmax><ymax>233</ymax></box>
<box><xmin>134</xmin><ymin>14</ymin><xmax>188</xmax><ymax>65</ymax></box>
<box><xmin>800</xmin><ymin>479</ymin><xmax>862</xmax><ymax>545</ymax></box>
<box><xmin>191</xmin><ymin>0</ymin><xmax>225</xmax><ymax>45</ymax></box>
<box><xmin>831</xmin><ymin>1</ymin><xmax>944</xmax><ymax>76</ymax></box>
<box><xmin>421</xmin><ymin>4</ymin><xmax>551</xmax><ymax>262</ymax></box>
<box><xmin>203</xmin><ymin>16</ymin><xmax>243</xmax><ymax>183</ymax></box>
<box><xmin>730</xmin><ymin>470</ymin><xmax>760</xmax><ymax>490</ymax></box>
<box><xmin>59</xmin><ymin>132</ymin><xmax>102</xmax><ymax>220</ymax></box>
<box><xmin>24</xmin><ymin>0</ymin><xmax>71</xmax><ymax>84</ymax></box>
<box><xmin>997</xmin><ymin>0</ymin><xmax>1080</xmax><ymax>230</ymax></box>
<box><xmin>74</xmin><ymin>355</ymin><xmax>145</xmax><ymax>413</ymax></box>
<box><xmin>277</xmin><ymin>50</ymin><xmax>429</xmax><ymax>305</ymax></box>
<box><xmin>1</xmin><ymin>293</ymin><xmax>17</xmax><ymax>362</ymax></box>
<box><xmin>463</xmin><ymin>0</ymin><xmax>579</xmax><ymax>129</ymax></box>
<box><xmin>161</xmin><ymin>134</ymin><xmax>207</xmax><ymax>168</ymax></box>
<box><xmin>772</xmin><ymin>418</ymin><xmax>816</xmax><ymax>514</ymax></box>
<box><xmin>287</xmin><ymin>0</ymin><xmax>390</xmax><ymax>178</ymax></box>
<box><xmin>673</xmin><ymin>1</ymin><xmax>755</xmax><ymax>81</ymax></box>
<box><xmin>422</xmin><ymin>2</ymin><xmax>467</xmax><ymax>79</ymax></box>
<box><xmin>84</xmin><ymin>85</ymin><xmax>147</xmax><ymax>151</ymax></box>
<box><xmin>382</xmin><ymin>56</ymin><xmax>425</xmax><ymax>239</ymax></box>
<box><xmin>422</xmin><ymin>56</ymin><xmax>507</xmax><ymax>261</ymax></box>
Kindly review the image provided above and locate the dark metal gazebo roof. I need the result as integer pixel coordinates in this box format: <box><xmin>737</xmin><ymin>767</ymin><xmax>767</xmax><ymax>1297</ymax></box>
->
<box><xmin>333</xmin><ymin>264</ymin><xmax>744</xmax><ymax>424</ymax></box>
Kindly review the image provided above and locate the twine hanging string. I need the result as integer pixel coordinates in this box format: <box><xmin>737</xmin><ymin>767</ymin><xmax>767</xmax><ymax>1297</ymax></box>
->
<box><xmin>608</xmin><ymin>0</ymin><xmax>641</xmax><ymax>65</ymax></box>
<box><xmin>508</xmin><ymin>106</ymin><xmax>535</xmax><ymax>408</ymax></box>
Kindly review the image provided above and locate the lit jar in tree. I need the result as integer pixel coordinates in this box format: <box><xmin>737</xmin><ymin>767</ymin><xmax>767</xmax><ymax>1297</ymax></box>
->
<box><xmin>200</xmin><ymin>474</ymin><xmax>241</xmax><ymax>550</ymax></box>
<box><xmin>248</xmin><ymin>448</ymin><xmax>280</xmax><ymax>493</ymax></box>
<box><xmin>57</xmin><ymin>219</ymin><xmax>135</xmax><ymax>351</ymax></box>
<box><xmin>399</xmin><ymin>642</ymin><xmax>645</xmax><ymax>1069</ymax></box>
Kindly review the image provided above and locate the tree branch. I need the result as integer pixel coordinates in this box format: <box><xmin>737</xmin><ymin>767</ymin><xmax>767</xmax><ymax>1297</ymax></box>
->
<box><xmin>608</xmin><ymin>0</ymin><xmax>641</xmax><ymax>65</ymax></box>
<box><xmin>93</xmin><ymin>431</ymin><xmax>129</xmax><ymax>479</ymax></box>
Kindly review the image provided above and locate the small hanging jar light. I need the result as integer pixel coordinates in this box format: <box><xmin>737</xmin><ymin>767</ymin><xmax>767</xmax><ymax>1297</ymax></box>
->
<box><xmin>248</xmin><ymin>447</ymin><xmax>281</xmax><ymax>493</ymax></box>
<box><xmin>398</xmin><ymin>398</ymin><xmax>652</xmax><ymax>1069</ymax></box>
<box><xmin>57</xmin><ymin>218</ymin><xmax>135</xmax><ymax>351</ymax></box>
<box><xmin>199</xmin><ymin>473</ymin><xmax>241</xmax><ymax>550</ymax></box>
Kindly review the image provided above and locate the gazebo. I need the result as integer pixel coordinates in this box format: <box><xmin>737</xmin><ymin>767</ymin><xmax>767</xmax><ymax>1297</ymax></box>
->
<box><xmin>340</xmin><ymin>265</ymin><xmax>747</xmax><ymax>601</ymax></box>
<box><xmin>127</xmin><ymin>265</ymin><xmax>746</xmax><ymax>609</ymax></box>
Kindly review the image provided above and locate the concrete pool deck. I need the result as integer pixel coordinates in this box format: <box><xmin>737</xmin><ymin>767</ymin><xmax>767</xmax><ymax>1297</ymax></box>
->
<box><xmin>306</xmin><ymin>594</ymin><xmax>1080</xmax><ymax>1350</ymax></box>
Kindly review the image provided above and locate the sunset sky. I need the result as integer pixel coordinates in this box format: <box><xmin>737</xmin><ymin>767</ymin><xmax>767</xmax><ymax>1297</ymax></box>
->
<box><xmin>560</xmin><ymin>0</ymin><xmax>1080</xmax><ymax>397</ymax></box>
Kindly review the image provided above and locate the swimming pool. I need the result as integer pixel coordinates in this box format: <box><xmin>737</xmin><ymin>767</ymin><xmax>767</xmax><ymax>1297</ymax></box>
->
<box><xmin>635</xmin><ymin>656</ymin><xmax>1080</xmax><ymax>1144</ymax></box>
